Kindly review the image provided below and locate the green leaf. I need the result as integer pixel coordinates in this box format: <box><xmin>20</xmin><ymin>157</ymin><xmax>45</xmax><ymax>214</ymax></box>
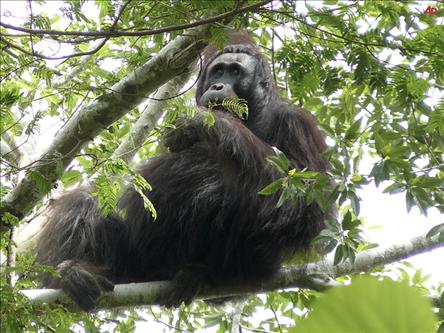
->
<box><xmin>93</xmin><ymin>175</ymin><xmax>120</xmax><ymax>217</ymax></box>
<box><xmin>289</xmin><ymin>169</ymin><xmax>318</xmax><ymax>179</ymax></box>
<box><xmin>383</xmin><ymin>182</ymin><xmax>405</xmax><ymax>194</ymax></box>
<box><xmin>295</xmin><ymin>278</ymin><xmax>436</xmax><ymax>333</ymax></box>
<box><xmin>324</xmin><ymin>239</ymin><xmax>338</xmax><ymax>253</ymax></box>
<box><xmin>222</xmin><ymin>97</ymin><xmax>248</xmax><ymax>120</ymax></box>
<box><xmin>324</xmin><ymin>218</ymin><xmax>341</xmax><ymax>232</ymax></box>
<box><xmin>347</xmin><ymin>243</ymin><xmax>357</xmax><ymax>263</ymax></box>
<box><xmin>276</xmin><ymin>190</ymin><xmax>289</xmax><ymax>208</ymax></box>
<box><xmin>426</xmin><ymin>223</ymin><xmax>444</xmax><ymax>239</ymax></box>
<box><xmin>28</xmin><ymin>170</ymin><xmax>51</xmax><ymax>194</ymax></box>
<box><xmin>202</xmin><ymin>111</ymin><xmax>215</xmax><ymax>129</ymax></box>
<box><xmin>61</xmin><ymin>170</ymin><xmax>83</xmax><ymax>188</ymax></box>
<box><xmin>133</xmin><ymin>174</ymin><xmax>156</xmax><ymax>220</ymax></box>
<box><xmin>317</xmin><ymin>228</ymin><xmax>338</xmax><ymax>238</ymax></box>
<box><xmin>203</xmin><ymin>313</ymin><xmax>224</xmax><ymax>328</ymax></box>
<box><xmin>344</xmin><ymin>118</ymin><xmax>361</xmax><ymax>141</ymax></box>
<box><xmin>406</xmin><ymin>190</ymin><xmax>415</xmax><ymax>213</ymax></box>
<box><xmin>266</xmin><ymin>152</ymin><xmax>289</xmax><ymax>174</ymax></box>
<box><xmin>348</xmin><ymin>190</ymin><xmax>361</xmax><ymax>215</ymax></box>
<box><xmin>134</xmin><ymin>184</ymin><xmax>157</xmax><ymax>221</ymax></box>
<box><xmin>342</xmin><ymin>211</ymin><xmax>359</xmax><ymax>230</ymax></box>
<box><xmin>333</xmin><ymin>244</ymin><xmax>345</xmax><ymax>265</ymax></box>
<box><xmin>258</xmin><ymin>179</ymin><xmax>285</xmax><ymax>196</ymax></box>
<box><xmin>406</xmin><ymin>77</ymin><xmax>429</xmax><ymax>101</ymax></box>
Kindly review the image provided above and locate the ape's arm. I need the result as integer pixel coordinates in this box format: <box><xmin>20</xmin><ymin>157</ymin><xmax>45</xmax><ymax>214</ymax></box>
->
<box><xmin>268</xmin><ymin>107</ymin><xmax>330</xmax><ymax>173</ymax></box>
<box><xmin>165</xmin><ymin>110</ymin><xmax>275</xmax><ymax>167</ymax></box>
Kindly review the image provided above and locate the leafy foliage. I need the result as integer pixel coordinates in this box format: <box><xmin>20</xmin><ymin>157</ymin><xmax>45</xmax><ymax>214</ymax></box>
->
<box><xmin>93</xmin><ymin>159</ymin><xmax>156</xmax><ymax>219</ymax></box>
<box><xmin>222</xmin><ymin>97</ymin><xmax>249</xmax><ymax>120</ymax></box>
<box><xmin>207</xmin><ymin>97</ymin><xmax>249</xmax><ymax>119</ymax></box>
<box><xmin>296</xmin><ymin>277</ymin><xmax>436</xmax><ymax>333</ymax></box>
<box><xmin>0</xmin><ymin>0</ymin><xmax>443</xmax><ymax>331</ymax></box>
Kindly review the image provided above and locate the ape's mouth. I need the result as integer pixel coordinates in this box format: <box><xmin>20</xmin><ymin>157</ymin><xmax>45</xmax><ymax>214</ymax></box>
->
<box><xmin>208</xmin><ymin>102</ymin><xmax>227</xmax><ymax>112</ymax></box>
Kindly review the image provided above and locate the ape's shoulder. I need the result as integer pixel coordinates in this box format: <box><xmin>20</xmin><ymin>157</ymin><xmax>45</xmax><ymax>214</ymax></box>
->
<box><xmin>263</xmin><ymin>101</ymin><xmax>328</xmax><ymax>172</ymax></box>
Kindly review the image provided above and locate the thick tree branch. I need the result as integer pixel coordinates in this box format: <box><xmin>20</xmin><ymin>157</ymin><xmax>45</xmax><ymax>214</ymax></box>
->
<box><xmin>113</xmin><ymin>70</ymin><xmax>192</xmax><ymax>162</ymax></box>
<box><xmin>0</xmin><ymin>2</ymin><xmax>276</xmax><ymax>231</ymax></box>
<box><xmin>0</xmin><ymin>28</ymin><xmax>210</xmax><ymax>229</ymax></box>
<box><xmin>20</xmin><ymin>233</ymin><xmax>443</xmax><ymax>311</ymax></box>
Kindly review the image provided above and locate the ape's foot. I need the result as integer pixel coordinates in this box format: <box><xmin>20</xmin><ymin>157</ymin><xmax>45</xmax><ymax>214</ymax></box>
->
<box><xmin>158</xmin><ymin>267</ymin><xmax>206</xmax><ymax>308</ymax></box>
<box><xmin>58</xmin><ymin>260</ymin><xmax>114</xmax><ymax>311</ymax></box>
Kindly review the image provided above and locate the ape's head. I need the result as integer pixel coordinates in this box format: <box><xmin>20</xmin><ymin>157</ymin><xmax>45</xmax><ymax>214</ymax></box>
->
<box><xmin>196</xmin><ymin>32</ymin><xmax>276</xmax><ymax>119</ymax></box>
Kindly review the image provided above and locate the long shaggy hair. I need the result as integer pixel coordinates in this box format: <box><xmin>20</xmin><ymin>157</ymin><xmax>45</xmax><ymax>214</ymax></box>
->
<box><xmin>36</xmin><ymin>31</ymin><xmax>334</xmax><ymax>308</ymax></box>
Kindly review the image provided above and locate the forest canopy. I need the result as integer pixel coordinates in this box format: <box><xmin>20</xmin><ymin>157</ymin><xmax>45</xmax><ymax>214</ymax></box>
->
<box><xmin>1</xmin><ymin>1</ymin><xmax>443</xmax><ymax>332</ymax></box>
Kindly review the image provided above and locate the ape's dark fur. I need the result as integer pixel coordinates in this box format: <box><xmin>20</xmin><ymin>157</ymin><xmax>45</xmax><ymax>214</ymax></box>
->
<box><xmin>36</xmin><ymin>32</ymin><xmax>333</xmax><ymax>310</ymax></box>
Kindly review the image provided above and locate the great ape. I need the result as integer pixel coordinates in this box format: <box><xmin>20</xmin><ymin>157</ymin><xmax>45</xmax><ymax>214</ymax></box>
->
<box><xmin>36</xmin><ymin>32</ymin><xmax>333</xmax><ymax>310</ymax></box>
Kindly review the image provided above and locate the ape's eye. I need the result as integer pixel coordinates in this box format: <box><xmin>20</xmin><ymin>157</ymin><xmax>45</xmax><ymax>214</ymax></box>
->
<box><xmin>213</xmin><ymin>66</ymin><xmax>224</xmax><ymax>78</ymax></box>
<box><xmin>230</xmin><ymin>65</ymin><xmax>240</xmax><ymax>76</ymax></box>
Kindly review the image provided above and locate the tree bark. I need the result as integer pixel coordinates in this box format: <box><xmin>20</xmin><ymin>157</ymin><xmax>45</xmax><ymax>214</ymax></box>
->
<box><xmin>1</xmin><ymin>27</ymin><xmax>210</xmax><ymax>229</ymax></box>
<box><xmin>113</xmin><ymin>70</ymin><xmax>192</xmax><ymax>162</ymax></box>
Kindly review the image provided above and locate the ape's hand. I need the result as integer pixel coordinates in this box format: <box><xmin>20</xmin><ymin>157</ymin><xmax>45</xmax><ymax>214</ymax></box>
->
<box><xmin>163</xmin><ymin>114</ymin><xmax>202</xmax><ymax>152</ymax></box>
<box><xmin>163</xmin><ymin>110</ymin><xmax>240</xmax><ymax>152</ymax></box>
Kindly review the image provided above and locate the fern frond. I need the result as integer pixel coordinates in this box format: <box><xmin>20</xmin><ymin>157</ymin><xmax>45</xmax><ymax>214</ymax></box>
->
<box><xmin>222</xmin><ymin>97</ymin><xmax>249</xmax><ymax>119</ymax></box>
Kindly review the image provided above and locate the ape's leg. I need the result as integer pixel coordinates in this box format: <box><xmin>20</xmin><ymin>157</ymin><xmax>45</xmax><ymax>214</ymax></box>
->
<box><xmin>157</xmin><ymin>265</ymin><xmax>208</xmax><ymax>308</ymax></box>
<box><xmin>36</xmin><ymin>190</ymin><xmax>129</xmax><ymax>310</ymax></box>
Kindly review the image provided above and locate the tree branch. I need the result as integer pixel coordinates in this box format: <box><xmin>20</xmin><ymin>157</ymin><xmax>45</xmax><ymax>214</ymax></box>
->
<box><xmin>0</xmin><ymin>2</ymin><xmax>276</xmax><ymax>231</ymax></box>
<box><xmin>0</xmin><ymin>1</ymin><xmax>271</xmax><ymax>38</ymax></box>
<box><xmin>113</xmin><ymin>70</ymin><xmax>192</xmax><ymax>162</ymax></box>
<box><xmin>269</xmin><ymin>10</ymin><xmax>440</xmax><ymax>57</ymax></box>
<box><xmin>20</xmin><ymin>233</ymin><xmax>443</xmax><ymax>311</ymax></box>
<box><xmin>51</xmin><ymin>40</ymin><xmax>105</xmax><ymax>87</ymax></box>
<box><xmin>0</xmin><ymin>28</ymin><xmax>210</xmax><ymax>229</ymax></box>
<box><xmin>0</xmin><ymin>0</ymin><xmax>130</xmax><ymax>60</ymax></box>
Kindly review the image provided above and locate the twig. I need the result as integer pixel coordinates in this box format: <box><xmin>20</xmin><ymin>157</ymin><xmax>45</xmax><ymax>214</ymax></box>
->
<box><xmin>0</xmin><ymin>1</ymin><xmax>272</xmax><ymax>38</ymax></box>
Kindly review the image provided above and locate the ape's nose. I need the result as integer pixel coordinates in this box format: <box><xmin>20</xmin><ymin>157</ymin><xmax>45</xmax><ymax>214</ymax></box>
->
<box><xmin>211</xmin><ymin>83</ymin><xmax>225</xmax><ymax>91</ymax></box>
<box><xmin>199</xmin><ymin>83</ymin><xmax>237</xmax><ymax>108</ymax></box>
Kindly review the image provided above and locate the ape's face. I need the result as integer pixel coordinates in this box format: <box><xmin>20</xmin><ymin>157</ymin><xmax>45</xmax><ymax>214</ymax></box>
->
<box><xmin>197</xmin><ymin>52</ymin><xmax>259</xmax><ymax>109</ymax></box>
